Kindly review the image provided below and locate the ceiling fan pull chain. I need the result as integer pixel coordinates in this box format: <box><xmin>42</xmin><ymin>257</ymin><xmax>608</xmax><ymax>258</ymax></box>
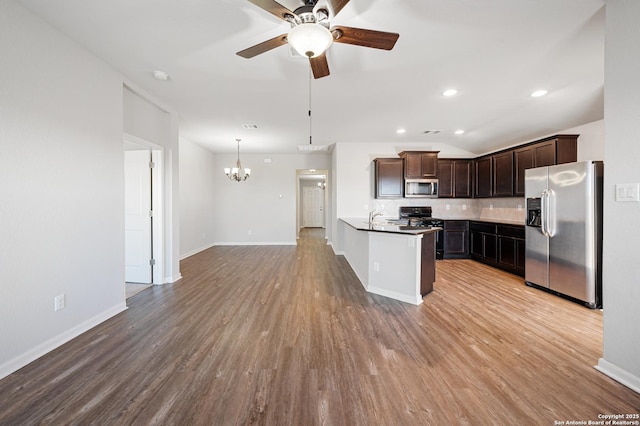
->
<box><xmin>309</xmin><ymin>68</ymin><xmax>313</xmax><ymax>145</ymax></box>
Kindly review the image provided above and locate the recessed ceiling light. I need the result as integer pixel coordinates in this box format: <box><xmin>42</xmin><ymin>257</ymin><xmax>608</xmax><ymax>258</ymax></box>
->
<box><xmin>153</xmin><ymin>70</ymin><xmax>170</xmax><ymax>81</ymax></box>
<box><xmin>454</xmin><ymin>129</ymin><xmax>465</xmax><ymax>135</ymax></box>
<box><xmin>442</xmin><ymin>89</ymin><xmax>458</xmax><ymax>97</ymax></box>
<box><xmin>531</xmin><ymin>90</ymin><xmax>548</xmax><ymax>98</ymax></box>
<box><xmin>396</xmin><ymin>128</ymin><xmax>406</xmax><ymax>134</ymax></box>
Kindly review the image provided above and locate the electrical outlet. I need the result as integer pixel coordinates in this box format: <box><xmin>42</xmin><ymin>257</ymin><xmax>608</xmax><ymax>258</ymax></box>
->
<box><xmin>445</xmin><ymin>204</ymin><xmax>450</xmax><ymax>210</ymax></box>
<box><xmin>248</xmin><ymin>229</ymin><xmax>252</xmax><ymax>235</ymax></box>
<box><xmin>373</xmin><ymin>262</ymin><xmax>380</xmax><ymax>272</ymax></box>
<box><xmin>489</xmin><ymin>204</ymin><xmax>494</xmax><ymax>210</ymax></box>
<box><xmin>54</xmin><ymin>294</ymin><xmax>65</xmax><ymax>311</ymax></box>
<box><xmin>462</xmin><ymin>204</ymin><xmax>467</xmax><ymax>210</ymax></box>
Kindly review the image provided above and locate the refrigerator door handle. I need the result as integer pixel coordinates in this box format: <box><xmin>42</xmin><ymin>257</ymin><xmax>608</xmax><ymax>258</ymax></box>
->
<box><xmin>546</xmin><ymin>189</ymin><xmax>556</xmax><ymax>237</ymax></box>
<box><xmin>540</xmin><ymin>190</ymin><xmax>549</xmax><ymax>237</ymax></box>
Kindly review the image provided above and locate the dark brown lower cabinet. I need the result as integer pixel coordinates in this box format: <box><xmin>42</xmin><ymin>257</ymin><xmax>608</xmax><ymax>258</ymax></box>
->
<box><xmin>443</xmin><ymin>220</ymin><xmax>469</xmax><ymax>259</ymax></box>
<box><xmin>497</xmin><ymin>225</ymin><xmax>526</xmax><ymax>276</ymax></box>
<box><xmin>420</xmin><ymin>232</ymin><xmax>436</xmax><ymax>296</ymax></box>
<box><xmin>470</xmin><ymin>221</ymin><xmax>525</xmax><ymax>277</ymax></box>
<box><xmin>470</xmin><ymin>221</ymin><xmax>497</xmax><ymax>265</ymax></box>
<box><xmin>516</xmin><ymin>239</ymin><xmax>525</xmax><ymax>276</ymax></box>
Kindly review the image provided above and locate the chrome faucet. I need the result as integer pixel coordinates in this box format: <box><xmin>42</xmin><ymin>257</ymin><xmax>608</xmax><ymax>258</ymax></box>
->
<box><xmin>369</xmin><ymin>209</ymin><xmax>383</xmax><ymax>223</ymax></box>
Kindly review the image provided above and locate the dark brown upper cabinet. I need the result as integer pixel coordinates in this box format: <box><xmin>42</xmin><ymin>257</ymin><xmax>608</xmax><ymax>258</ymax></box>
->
<box><xmin>513</xmin><ymin>135</ymin><xmax>578</xmax><ymax>196</ymax></box>
<box><xmin>474</xmin><ymin>156</ymin><xmax>493</xmax><ymax>198</ymax></box>
<box><xmin>438</xmin><ymin>159</ymin><xmax>473</xmax><ymax>198</ymax></box>
<box><xmin>492</xmin><ymin>151</ymin><xmax>514</xmax><ymax>197</ymax></box>
<box><xmin>399</xmin><ymin>151</ymin><xmax>439</xmax><ymax>179</ymax></box>
<box><xmin>374</xmin><ymin>158</ymin><xmax>404</xmax><ymax>199</ymax></box>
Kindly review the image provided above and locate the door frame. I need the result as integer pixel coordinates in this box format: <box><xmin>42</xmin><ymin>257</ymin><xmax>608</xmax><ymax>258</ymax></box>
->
<box><xmin>124</xmin><ymin>133</ymin><xmax>164</xmax><ymax>285</ymax></box>
<box><xmin>296</xmin><ymin>169</ymin><xmax>329</xmax><ymax>238</ymax></box>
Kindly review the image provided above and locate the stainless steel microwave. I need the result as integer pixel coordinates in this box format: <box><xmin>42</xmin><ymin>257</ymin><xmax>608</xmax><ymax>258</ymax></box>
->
<box><xmin>405</xmin><ymin>179</ymin><xmax>438</xmax><ymax>198</ymax></box>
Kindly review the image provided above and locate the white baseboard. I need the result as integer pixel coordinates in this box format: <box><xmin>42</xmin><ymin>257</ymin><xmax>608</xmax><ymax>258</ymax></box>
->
<box><xmin>367</xmin><ymin>286</ymin><xmax>423</xmax><ymax>306</ymax></box>
<box><xmin>0</xmin><ymin>303</ymin><xmax>127</xmax><ymax>381</ymax></box>
<box><xmin>595</xmin><ymin>358</ymin><xmax>640</xmax><ymax>394</ymax></box>
<box><xmin>180</xmin><ymin>243</ymin><xmax>215</xmax><ymax>260</ymax></box>
<box><xmin>330</xmin><ymin>243</ymin><xmax>344</xmax><ymax>256</ymax></box>
<box><xmin>167</xmin><ymin>273</ymin><xmax>182</xmax><ymax>283</ymax></box>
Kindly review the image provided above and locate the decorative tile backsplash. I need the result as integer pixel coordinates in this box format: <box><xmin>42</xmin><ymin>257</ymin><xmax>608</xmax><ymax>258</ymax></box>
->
<box><xmin>373</xmin><ymin>197</ymin><xmax>526</xmax><ymax>224</ymax></box>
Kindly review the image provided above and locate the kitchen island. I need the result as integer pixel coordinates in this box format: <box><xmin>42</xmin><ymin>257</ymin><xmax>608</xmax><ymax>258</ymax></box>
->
<box><xmin>338</xmin><ymin>218</ymin><xmax>441</xmax><ymax>305</ymax></box>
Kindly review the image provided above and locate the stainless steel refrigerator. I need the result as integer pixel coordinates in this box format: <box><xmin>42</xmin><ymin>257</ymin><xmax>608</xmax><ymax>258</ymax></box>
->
<box><xmin>524</xmin><ymin>161</ymin><xmax>603</xmax><ymax>308</ymax></box>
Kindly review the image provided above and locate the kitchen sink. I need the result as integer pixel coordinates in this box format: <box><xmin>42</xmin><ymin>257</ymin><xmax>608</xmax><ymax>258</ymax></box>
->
<box><xmin>364</xmin><ymin>219</ymin><xmax>408</xmax><ymax>226</ymax></box>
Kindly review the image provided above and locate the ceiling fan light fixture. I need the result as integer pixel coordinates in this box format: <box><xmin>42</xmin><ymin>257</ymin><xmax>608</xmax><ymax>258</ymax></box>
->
<box><xmin>531</xmin><ymin>89</ymin><xmax>548</xmax><ymax>98</ymax></box>
<box><xmin>288</xmin><ymin>23</ymin><xmax>333</xmax><ymax>58</ymax></box>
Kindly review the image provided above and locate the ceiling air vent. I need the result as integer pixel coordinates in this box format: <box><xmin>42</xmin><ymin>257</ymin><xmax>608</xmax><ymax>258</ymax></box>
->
<box><xmin>298</xmin><ymin>145</ymin><xmax>329</xmax><ymax>152</ymax></box>
<box><xmin>241</xmin><ymin>124</ymin><xmax>258</xmax><ymax>129</ymax></box>
<box><xmin>423</xmin><ymin>130</ymin><xmax>442</xmax><ymax>135</ymax></box>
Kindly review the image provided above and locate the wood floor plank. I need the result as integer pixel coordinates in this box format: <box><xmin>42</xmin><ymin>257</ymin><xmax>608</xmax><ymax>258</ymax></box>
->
<box><xmin>0</xmin><ymin>228</ymin><xmax>638</xmax><ymax>425</ymax></box>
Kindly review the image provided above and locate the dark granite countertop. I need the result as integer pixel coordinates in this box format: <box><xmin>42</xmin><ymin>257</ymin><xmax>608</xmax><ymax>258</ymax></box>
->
<box><xmin>340</xmin><ymin>218</ymin><xmax>442</xmax><ymax>235</ymax></box>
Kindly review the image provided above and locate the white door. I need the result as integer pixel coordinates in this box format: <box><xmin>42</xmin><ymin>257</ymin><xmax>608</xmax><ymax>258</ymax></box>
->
<box><xmin>302</xmin><ymin>186</ymin><xmax>324</xmax><ymax>227</ymax></box>
<box><xmin>124</xmin><ymin>150</ymin><xmax>152</xmax><ymax>283</ymax></box>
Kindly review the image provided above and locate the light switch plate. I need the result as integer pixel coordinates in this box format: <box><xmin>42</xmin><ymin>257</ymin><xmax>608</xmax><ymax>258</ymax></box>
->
<box><xmin>615</xmin><ymin>183</ymin><xmax>640</xmax><ymax>202</ymax></box>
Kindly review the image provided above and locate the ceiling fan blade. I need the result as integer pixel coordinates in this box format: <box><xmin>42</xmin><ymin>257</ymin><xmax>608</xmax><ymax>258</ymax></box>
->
<box><xmin>331</xmin><ymin>26</ymin><xmax>399</xmax><ymax>50</ymax></box>
<box><xmin>247</xmin><ymin>0</ymin><xmax>295</xmax><ymax>21</ymax></box>
<box><xmin>318</xmin><ymin>0</ymin><xmax>350</xmax><ymax>18</ymax></box>
<box><xmin>310</xmin><ymin>53</ymin><xmax>330</xmax><ymax>79</ymax></box>
<box><xmin>236</xmin><ymin>34</ymin><xmax>288</xmax><ymax>58</ymax></box>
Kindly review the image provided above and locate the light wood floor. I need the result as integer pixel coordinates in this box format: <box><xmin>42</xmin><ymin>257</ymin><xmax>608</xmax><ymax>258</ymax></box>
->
<box><xmin>1</xmin><ymin>229</ymin><xmax>638</xmax><ymax>425</ymax></box>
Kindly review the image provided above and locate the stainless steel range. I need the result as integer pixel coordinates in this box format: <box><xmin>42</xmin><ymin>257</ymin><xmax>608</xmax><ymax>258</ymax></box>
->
<box><xmin>399</xmin><ymin>207</ymin><xmax>444</xmax><ymax>259</ymax></box>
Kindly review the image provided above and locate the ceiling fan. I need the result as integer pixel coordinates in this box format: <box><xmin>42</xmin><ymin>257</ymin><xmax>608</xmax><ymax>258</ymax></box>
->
<box><xmin>236</xmin><ymin>0</ymin><xmax>399</xmax><ymax>79</ymax></box>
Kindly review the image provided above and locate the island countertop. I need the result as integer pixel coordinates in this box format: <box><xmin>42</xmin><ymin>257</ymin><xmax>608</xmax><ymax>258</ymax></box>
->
<box><xmin>340</xmin><ymin>218</ymin><xmax>442</xmax><ymax>235</ymax></box>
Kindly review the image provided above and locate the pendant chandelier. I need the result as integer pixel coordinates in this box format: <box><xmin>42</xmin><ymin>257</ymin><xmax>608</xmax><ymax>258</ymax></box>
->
<box><xmin>224</xmin><ymin>139</ymin><xmax>251</xmax><ymax>182</ymax></box>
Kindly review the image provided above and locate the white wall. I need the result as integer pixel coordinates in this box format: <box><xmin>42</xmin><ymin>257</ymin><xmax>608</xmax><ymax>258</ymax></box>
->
<box><xmin>597</xmin><ymin>0</ymin><xmax>640</xmax><ymax>392</ymax></box>
<box><xmin>212</xmin><ymin>153</ymin><xmax>330</xmax><ymax>244</ymax></box>
<box><xmin>179</xmin><ymin>138</ymin><xmax>217</xmax><ymax>258</ymax></box>
<box><xmin>567</xmin><ymin>119</ymin><xmax>605</xmax><ymax>162</ymax></box>
<box><xmin>0</xmin><ymin>1</ymin><xmax>126</xmax><ymax>378</ymax></box>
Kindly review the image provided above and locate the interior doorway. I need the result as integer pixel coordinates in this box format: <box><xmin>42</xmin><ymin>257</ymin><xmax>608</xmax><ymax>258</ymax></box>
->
<box><xmin>296</xmin><ymin>169</ymin><xmax>328</xmax><ymax>238</ymax></box>
<box><xmin>124</xmin><ymin>134</ymin><xmax>164</xmax><ymax>286</ymax></box>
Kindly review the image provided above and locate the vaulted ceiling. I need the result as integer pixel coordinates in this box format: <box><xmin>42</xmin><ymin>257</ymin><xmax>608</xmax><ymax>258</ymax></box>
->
<box><xmin>19</xmin><ymin>0</ymin><xmax>605</xmax><ymax>155</ymax></box>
